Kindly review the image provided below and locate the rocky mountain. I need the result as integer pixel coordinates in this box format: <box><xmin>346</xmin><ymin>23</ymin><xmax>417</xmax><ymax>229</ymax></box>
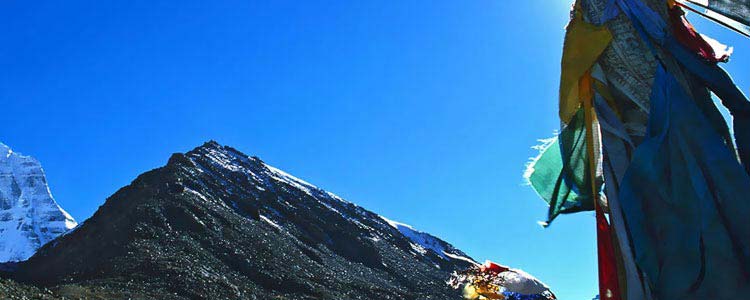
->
<box><xmin>0</xmin><ymin>143</ymin><xmax>77</xmax><ymax>262</ymax></box>
<box><xmin>8</xmin><ymin>141</ymin><xmax>473</xmax><ymax>299</ymax></box>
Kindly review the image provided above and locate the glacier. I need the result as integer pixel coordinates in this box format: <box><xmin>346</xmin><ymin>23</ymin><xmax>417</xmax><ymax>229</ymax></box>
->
<box><xmin>0</xmin><ymin>143</ymin><xmax>77</xmax><ymax>262</ymax></box>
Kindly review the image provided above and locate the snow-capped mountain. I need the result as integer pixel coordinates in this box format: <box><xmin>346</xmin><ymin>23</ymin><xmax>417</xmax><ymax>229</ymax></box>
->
<box><xmin>0</xmin><ymin>143</ymin><xmax>77</xmax><ymax>262</ymax></box>
<box><xmin>13</xmin><ymin>141</ymin><xmax>473</xmax><ymax>299</ymax></box>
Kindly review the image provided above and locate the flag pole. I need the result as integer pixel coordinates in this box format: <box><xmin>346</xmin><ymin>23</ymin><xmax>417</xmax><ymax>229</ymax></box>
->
<box><xmin>675</xmin><ymin>1</ymin><xmax>750</xmax><ymax>38</ymax></box>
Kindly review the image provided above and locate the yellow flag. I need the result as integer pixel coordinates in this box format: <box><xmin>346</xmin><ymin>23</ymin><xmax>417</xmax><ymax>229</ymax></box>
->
<box><xmin>559</xmin><ymin>10</ymin><xmax>613</xmax><ymax>124</ymax></box>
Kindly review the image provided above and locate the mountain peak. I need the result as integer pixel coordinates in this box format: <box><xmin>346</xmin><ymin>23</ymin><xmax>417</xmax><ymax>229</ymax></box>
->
<box><xmin>178</xmin><ymin>142</ymin><xmax>471</xmax><ymax>264</ymax></box>
<box><xmin>190</xmin><ymin>140</ymin><xmax>232</xmax><ymax>155</ymax></box>
<box><xmin>0</xmin><ymin>143</ymin><xmax>11</xmax><ymax>158</ymax></box>
<box><xmin>196</xmin><ymin>140</ymin><xmax>223</xmax><ymax>151</ymax></box>
<box><xmin>0</xmin><ymin>143</ymin><xmax>77</xmax><ymax>262</ymax></box>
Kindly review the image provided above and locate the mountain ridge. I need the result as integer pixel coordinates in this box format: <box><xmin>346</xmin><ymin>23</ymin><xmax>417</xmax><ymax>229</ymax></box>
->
<box><xmin>8</xmin><ymin>141</ymin><xmax>472</xmax><ymax>299</ymax></box>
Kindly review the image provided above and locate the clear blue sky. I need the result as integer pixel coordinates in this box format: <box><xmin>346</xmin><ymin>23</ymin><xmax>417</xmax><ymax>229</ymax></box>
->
<box><xmin>1</xmin><ymin>1</ymin><xmax>748</xmax><ymax>299</ymax></box>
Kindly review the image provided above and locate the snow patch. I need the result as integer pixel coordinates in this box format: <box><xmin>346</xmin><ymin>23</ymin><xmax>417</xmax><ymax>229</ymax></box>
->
<box><xmin>443</xmin><ymin>252</ymin><xmax>478</xmax><ymax>265</ymax></box>
<box><xmin>264</xmin><ymin>164</ymin><xmax>318</xmax><ymax>197</ymax></box>
<box><xmin>260</xmin><ymin>215</ymin><xmax>282</xmax><ymax>230</ymax></box>
<box><xmin>185</xmin><ymin>188</ymin><xmax>209</xmax><ymax>202</ymax></box>
<box><xmin>380</xmin><ymin>216</ymin><xmax>450</xmax><ymax>260</ymax></box>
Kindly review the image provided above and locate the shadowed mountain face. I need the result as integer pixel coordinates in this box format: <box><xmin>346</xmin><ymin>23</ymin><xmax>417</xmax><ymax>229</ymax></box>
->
<box><xmin>11</xmin><ymin>141</ymin><xmax>473</xmax><ymax>299</ymax></box>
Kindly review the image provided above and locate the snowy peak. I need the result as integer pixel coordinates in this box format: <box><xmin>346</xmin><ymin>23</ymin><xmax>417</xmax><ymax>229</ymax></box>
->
<box><xmin>0</xmin><ymin>143</ymin><xmax>77</xmax><ymax>262</ymax></box>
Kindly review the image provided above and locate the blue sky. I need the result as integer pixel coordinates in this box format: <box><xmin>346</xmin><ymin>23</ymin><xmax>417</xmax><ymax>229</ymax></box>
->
<box><xmin>1</xmin><ymin>1</ymin><xmax>748</xmax><ymax>299</ymax></box>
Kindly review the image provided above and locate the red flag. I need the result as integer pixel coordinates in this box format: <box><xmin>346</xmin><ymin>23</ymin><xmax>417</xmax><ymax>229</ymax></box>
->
<box><xmin>596</xmin><ymin>205</ymin><xmax>622</xmax><ymax>300</ymax></box>
<box><xmin>670</xmin><ymin>6</ymin><xmax>730</xmax><ymax>63</ymax></box>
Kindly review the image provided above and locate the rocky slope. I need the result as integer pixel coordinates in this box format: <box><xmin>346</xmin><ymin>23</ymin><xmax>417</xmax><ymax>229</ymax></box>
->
<box><xmin>0</xmin><ymin>143</ymin><xmax>77</xmax><ymax>262</ymax></box>
<box><xmin>10</xmin><ymin>141</ymin><xmax>473</xmax><ymax>299</ymax></box>
<box><xmin>0</xmin><ymin>278</ymin><xmax>58</xmax><ymax>300</ymax></box>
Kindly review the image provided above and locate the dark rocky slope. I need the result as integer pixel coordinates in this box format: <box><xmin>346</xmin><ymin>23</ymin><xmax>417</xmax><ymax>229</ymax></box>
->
<box><xmin>0</xmin><ymin>278</ymin><xmax>58</xmax><ymax>300</ymax></box>
<box><xmin>10</xmin><ymin>141</ymin><xmax>473</xmax><ymax>299</ymax></box>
